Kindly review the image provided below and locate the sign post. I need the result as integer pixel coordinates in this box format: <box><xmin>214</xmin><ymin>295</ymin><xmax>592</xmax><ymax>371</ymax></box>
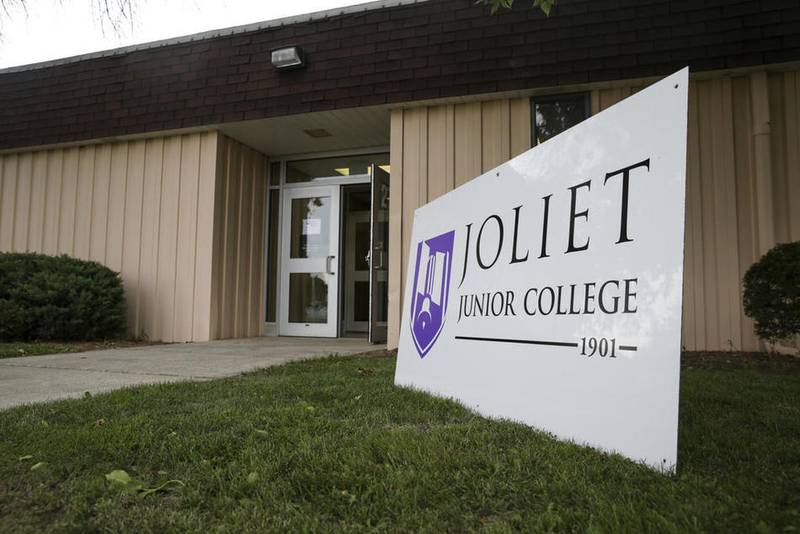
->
<box><xmin>395</xmin><ymin>68</ymin><xmax>689</xmax><ymax>471</ymax></box>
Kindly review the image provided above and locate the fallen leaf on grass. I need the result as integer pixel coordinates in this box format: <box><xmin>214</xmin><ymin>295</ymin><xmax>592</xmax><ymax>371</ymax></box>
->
<box><xmin>18</xmin><ymin>455</ymin><xmax>33</xmax><ymax>462</ymax></box>
<box><xmin>30</xmin><ymin>462</ymin><xmax>47</xmax><ymax>471</ymax></box>
<box><xmin>105</xmin><ymin>469</ymin><xmax>184</xmax><ymax>498</ymax></box>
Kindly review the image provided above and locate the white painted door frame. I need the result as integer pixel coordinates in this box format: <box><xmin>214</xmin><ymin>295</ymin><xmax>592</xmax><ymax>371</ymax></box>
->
<box><xmin>279</xmin><ymin>185</ymin><xmax>340</xmax><ymax>337</ymax></box>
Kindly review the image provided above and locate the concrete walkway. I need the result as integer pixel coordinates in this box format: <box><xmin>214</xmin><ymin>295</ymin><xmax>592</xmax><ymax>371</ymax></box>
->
<box><xmin>0</xmin><ymin>337</ymin><xmax>374</xmax><ymax>410</ymax></box>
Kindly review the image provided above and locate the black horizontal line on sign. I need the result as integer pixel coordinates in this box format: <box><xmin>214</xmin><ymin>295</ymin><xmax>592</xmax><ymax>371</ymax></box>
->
<box><xmin>455</xmin><ymin>336</ymin><xmax>639</xmax><ymax>352</ymax></box>
<box><xmin>454</xmin><ymin>336</ymin><xmax>578</xmax><ymax>348</ymax></box>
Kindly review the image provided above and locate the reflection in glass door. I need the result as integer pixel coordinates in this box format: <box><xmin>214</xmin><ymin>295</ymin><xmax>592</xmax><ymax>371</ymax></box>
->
<box><xmin>279</xmin><ymin>186</ymin><xmax>340</xmax><ymax>337</ymax></box>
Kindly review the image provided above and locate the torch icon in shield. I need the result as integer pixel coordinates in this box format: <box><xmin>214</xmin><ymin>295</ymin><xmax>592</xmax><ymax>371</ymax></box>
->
<box><xmin>410</xmin><ymin>230</ymin><xmax>455</xmax><ymax>358</ymax></box>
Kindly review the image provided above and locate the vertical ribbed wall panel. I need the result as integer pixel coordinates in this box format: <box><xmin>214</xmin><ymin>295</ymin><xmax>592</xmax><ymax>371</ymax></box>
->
<box><xmin>0</xmin><ymin>131</ymin><xmax>220</xmax><ymax>342</ymax></box>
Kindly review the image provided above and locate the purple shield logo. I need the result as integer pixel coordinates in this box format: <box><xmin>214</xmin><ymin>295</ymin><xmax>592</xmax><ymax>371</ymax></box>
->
<box><xmin>410</xmin><ymin>230</ymin><xmax>455</xmax><ymax>358</ymax></box>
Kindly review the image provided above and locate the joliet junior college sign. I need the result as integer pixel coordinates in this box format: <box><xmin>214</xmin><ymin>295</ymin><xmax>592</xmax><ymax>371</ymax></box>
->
<box><xmin>395</xmin><ymin>68</ymin><xmax>689</xmax><ymax>471</ymax></box>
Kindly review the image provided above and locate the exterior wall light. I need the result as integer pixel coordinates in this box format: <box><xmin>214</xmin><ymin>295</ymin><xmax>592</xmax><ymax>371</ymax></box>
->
<box><xmin>271</xmin><ymin>46</ymin><xmax>305</xmax><ymax>70</ymax></box>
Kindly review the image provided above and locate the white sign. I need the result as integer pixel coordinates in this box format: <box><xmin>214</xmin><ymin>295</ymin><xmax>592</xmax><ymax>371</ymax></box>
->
<box><xmin>395</xmin><ymin>68</ymin><xmax>688</xmax><ymax>471</ymax></box>
<box><xmin>303</xmin><ymin>218</ymin><xmax>321</xmax><ymax>235</ymax></box>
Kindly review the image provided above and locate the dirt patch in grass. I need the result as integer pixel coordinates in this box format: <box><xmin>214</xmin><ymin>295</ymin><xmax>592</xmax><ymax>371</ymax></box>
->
<box><xmin>682</xmin><ymin>350</ymin><xmax>800</xmax><ymax>372</ymax></box>
<box><xmin>56</xmin><ymin>340</ymin><xmax>165</xmax><ymax>352</ymax></box>
<box><xmin>0</xmin><ymin>340</ymin><xmax>165</xmax><ymax>359</ymax></box>
<box><xmin>367</xmin><ymin>347</ymin><xmax>799</xmax><ymax>371</ymax></box>
<box><xmin>355</xmin><ymin>347</ymin><xmax>398</xmax><ymax>358</ymax></box>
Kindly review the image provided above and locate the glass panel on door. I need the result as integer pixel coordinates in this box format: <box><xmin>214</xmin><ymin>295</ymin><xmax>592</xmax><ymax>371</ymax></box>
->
<box><xmin>342</xmin><ymin>187</ymin><xmax>371</xmax><ymax>334</ymax></box>
<box><xmin>280</xmin><ymin>186</ymin><xmax>340</xmax><ymax>337</ymax></box>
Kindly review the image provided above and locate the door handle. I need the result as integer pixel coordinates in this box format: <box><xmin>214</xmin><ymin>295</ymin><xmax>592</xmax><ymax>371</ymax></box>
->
<box><xmin>326</xmin><ymin>255</ymin><xmax>336</xmax><ymax>275</ymax></box>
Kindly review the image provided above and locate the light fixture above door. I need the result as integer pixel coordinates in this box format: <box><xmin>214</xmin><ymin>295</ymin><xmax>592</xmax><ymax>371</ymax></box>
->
<box><xmin>271</xmin><ymin>46</ymin><xmax>305</xmax><ymax>70</ymax></box>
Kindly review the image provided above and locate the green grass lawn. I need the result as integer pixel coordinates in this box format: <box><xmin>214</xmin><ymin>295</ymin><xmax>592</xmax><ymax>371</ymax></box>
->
<box><xmin>0</xmin><ymin>342</ymin><xmax>78</xmax><ymax>359</ymax></box>
<box><xmin>1</xmin><ymin>355</ymin><xmax>798</xmax><ymax>532</ymax></box>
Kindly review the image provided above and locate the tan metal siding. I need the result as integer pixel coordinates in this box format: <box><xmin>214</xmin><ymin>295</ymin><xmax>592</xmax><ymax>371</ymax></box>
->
<box><xmin>0</xmin><ymin>131</ymin><xmax>221</xmax><ymax>342</ymax></box>
<box><xmin>209</xmin><ymin>134</ymin><xmax>267</xmax><ymax>340</ymax></box>
<box><xmin>769</xmin><ymin>71</ymin><xmax>800</xmax><ymax>245</ymax></box>
<box><xmin>387</xmin><ymin>69</ymin><xmax>798</xmax><ymax>351</ymax></box>
<box><xmin>593</xmin><ymin>71</ymin><xmax>800</xmax><ymax>352</ymax></box>
<box><xmin>387</xmin><ymin>97</ymin><xmax>531</xmax><ymax>349</ymax></box>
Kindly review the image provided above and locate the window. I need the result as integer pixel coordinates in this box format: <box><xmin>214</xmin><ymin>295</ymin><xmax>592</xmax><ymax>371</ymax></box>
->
<box><xmin>531</xmin><ymin>93</ymin><xmax>590</xmax><ymax>145</ymax></box>
<box><xmin>285</xmin><ymin>153</ymin><xmax>389</xmax><ymax>183</ymax></box>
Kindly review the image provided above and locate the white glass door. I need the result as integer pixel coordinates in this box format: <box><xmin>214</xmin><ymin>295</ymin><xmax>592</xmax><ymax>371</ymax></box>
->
<box><xmin>279</xmin><ymin>185</ymin><xmax>340</xmax><ymax>337</ymax></box>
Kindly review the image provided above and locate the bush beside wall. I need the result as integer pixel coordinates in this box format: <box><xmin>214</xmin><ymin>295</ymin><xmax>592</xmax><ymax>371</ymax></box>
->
<box><xmin>0</xmin><ymin>253</ymin><xmax>127</xmax><ymax>341</ymax></box>
<box><xmin>743</xmin><ymin>241</ymin><xmax>800</xmax><ymax>344</ymax></box>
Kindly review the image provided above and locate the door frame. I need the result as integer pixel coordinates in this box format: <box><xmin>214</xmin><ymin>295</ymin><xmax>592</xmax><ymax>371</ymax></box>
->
<box><xmin>278</xmin><ymin>184</ymin><xmax>341</xmax><ymax>337</ymax></box>
<box><xmin>263</xmin><ymin>147</ymin><xmax>390</xmax><ymax>338</ymax></box>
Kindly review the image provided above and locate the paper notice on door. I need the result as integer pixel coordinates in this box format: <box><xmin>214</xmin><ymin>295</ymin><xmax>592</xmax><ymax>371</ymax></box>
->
<box><xmin>303</xmin><ymin>218</ymin><xmax>322</xmax><ymax>235</ymax></box>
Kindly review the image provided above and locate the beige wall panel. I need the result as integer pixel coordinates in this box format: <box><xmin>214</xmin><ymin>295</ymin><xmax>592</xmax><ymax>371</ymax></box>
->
<box><xmin>13</xmin><ymin>153</ymin><xmax>32</xmax><ymax>251</ymax></box>
<box><xmin>750</xmin><ymin>72</ymin><xmax>776</xmax><ymax>256</ymax></box>
<box><xmin>246</xmin><ymin>164</ymin><xmax>259</xmax><ymax>337</ymax></box>
<box><xmin>193</xmin><ymin>133</ymin><xmax>219</xmax><ymax>341</ymax></box>
<box><xmin>220</xmin><ymin>139</ymin><xmax>241</xmax><ymax>338</ymax></box>
<box><xmin>58</xmin><ymin>148</ymin><xmax>79</xmax><ymax>255</ymax></box>
<box><xmin>28</xmin><ymin>152</ymin><xmax>47</xmax><ymax>252</ymax></box>
<box><xmin>248</xmin><ymin>154</ymin><xmax>267</xmax><ymax>336</ymax></box>
<box><xmin>697</xmin><ymin>80</ymin><xmax>722</xmax><ymax>348</ymax></box>
<box><xmin>73</xmin><ymin>146</ymin><xmax>95</xmax><ymax>260</ymax></box>
<box><xmin>785</xmin><ymin>74</ymin><xmax>800</xmax><ymax>241</ymax></box>
<box><xmin>387</xmin><ymin>111</ymin><xmax>405</xmax><ymax>349</ymax></box>
<box><xmin>482</xmin><ymin>99</ymin><xmax>510</xmax><ymax>172</ymax></box>
<box><xmin>454</xmin><ymin>102</ymin><xmax>482</xmax><ymax>186</ymax></box>
<box><xmin>712</xmin><ymin>79</ymin><xmax>742</xmax><ymax>349</ymax></box>
<box><xmin>0</xmin><ymin>155</ymin><xmax>18</xmax><ymax>250</ymax></box>
<box><xmin>105</xmin><ymin>143</ymin><xmax>128</xmax><ymax>272</ymax></box>
<box><xmin>89</xmin><ymin>145</ymin><xmax>111</xmax><ymax>263</ymax></box>
<box><xmin>770</xmin><ymin>71</ymin><xmax>800</xmax><ymax>244</ymax></box>
<box><xmin>208</xmin><ymin>134</ymin><xmax>268</xmax><ymax>340</ymax></box>
<box><xmin>731</xmin><ymin>77</ymin><xmax>759</xmax><ymax>351</ymax></box>
<box><xmin>174</xmin><ymin>135</ymin><xmax>201</xmax><ymax>342</ymax></box>
<box><xmin>234</xmin><ymin>149</ymin><xmax>254</xmax><ymax>335</ymax></box>
<box><xmin>683</xmin><ymin>82</ymin><xmax>702</xmax><ymax>350</ymax></box>
<box><xmin>427</xmin><ymin>106</ymin><xmax>449</xmax><ymax>202</ymax></box>
<box><xmin>122</xmin><ymin>140</ymin><xmax>146</xmax><ymax>336</ymax></box>
<box><xmin>42</xmin><ymin>150</ymin><xmax>63</xmax><ymax>255</ymax></box>
<box><xmin>209</xmin><ymin>138</ymin><xmax>227</xmax><ymax>339</ymax></box>
<box><xmin>139</xmin><ymin>138</ymin><xmax>165</xmax><ymax>339</ymax></box>
<box><xmin>155</xmin><ymin>136</ymin><xmax>183</xmax><ymax>342</ymax></box>
<box><xmin>252</xmin><ymin>156</ymin><xmax>267</xmax><ymax>335</ymax></box>
<box><xmin>510</xmin><ymin>97</ymin><xmax>532</xmax><ymax>157</ymax></box>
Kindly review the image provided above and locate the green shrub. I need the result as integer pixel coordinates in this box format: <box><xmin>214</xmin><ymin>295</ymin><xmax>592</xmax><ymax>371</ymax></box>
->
<box><xmin>0</xmin><ymin>252</ymin><xmax>127</xmax><ymax>341</ymax></box>
<box><xmin>743</xmin><ymin>241</ymin><xmax>800</xmax><ymax>343</ymax></box>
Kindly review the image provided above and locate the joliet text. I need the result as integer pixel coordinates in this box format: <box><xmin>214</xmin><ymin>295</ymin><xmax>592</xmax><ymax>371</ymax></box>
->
<box><xmin>457</xmin><ymin>158</ymin><xmax>649</xmax><ymax>324</ymax></box>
